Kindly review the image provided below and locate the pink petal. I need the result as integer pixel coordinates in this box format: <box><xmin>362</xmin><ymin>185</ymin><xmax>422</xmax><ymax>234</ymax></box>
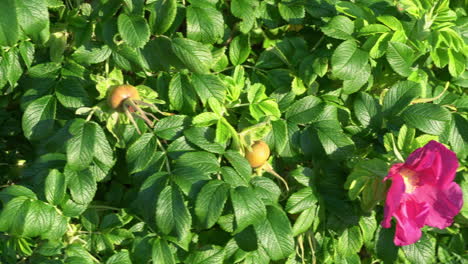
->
<box><xmin>427</xmin><ymin>141</ymin><xmax>458</xmax><ymax>186</ymax></box>
<box><xmin>413</xmin><ymin>182</ymin><xmax>463</xmax><ymax>229</ymax></box>
<box><xmin>382</xmin><ymin>164</ymin><xmax>405</xmax><ymax>228</ymax></box>
<box><xmin>405</xmin><ymin>141</ymin><xmax>458</xmax><ymax>187</ymax></box>
<box><xmin>393</xmin><ymin>199</ymin><xmax>429</xmax><ymax>246</ymax></box>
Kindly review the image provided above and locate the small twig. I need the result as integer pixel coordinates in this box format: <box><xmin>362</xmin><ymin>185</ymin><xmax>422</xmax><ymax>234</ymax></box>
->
<box><xmin>411</xmin><ymin>81</ymin><xmax>450</xmax><ymax>104</ymax></box>
<box><xmin>310</xmin><ymin>35</ymin><xmax>325</xmax><ymax>52</ymax></box>
<box><xmin>156</xmin><ymin>139</ymin><xmax>172</xmax><ymax>173</ymax></box>
<box><xmin>239</xmin><ymin>118</ymin><xmax>271</xmax><ymax>137</ymax></box>
<box><xmin>126</xmin><ymin>99</ymin><xmax>154</xmax><ymax>127</ymax></box>
<box><xmin>85</xmin><ymin>108</ymin><xmax>96</xmax><ymax>122</ymax></box>
<box><xmin>124</xmin><ymin>107</ymin><xmax>142</xmax><ymax>134</ymax></box>
<box><xmin>264</xmin><ymin>163</ymin><xmax>290</xmax><ymax>192</ymax></box>
<box><xmin>307</xmin><ymin>232</ymin><xmax>316</xmax><ymax>264</ymax></box>
<box><xmin>298</xmin><ymin>235</ymin><xmax>305</xmax><ymax>264</ymax></box>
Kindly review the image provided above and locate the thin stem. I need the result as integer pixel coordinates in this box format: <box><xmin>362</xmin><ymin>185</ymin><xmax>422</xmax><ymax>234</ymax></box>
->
<box><xmin>411</xmin><ymin>81</ymin><xmax>450</xmax><ymax>104</ymax></box>
<box><xmin>157</xmin><ymin>139</ymin><xmax>172</xmax><ymax>173</ymax></box>
<box><xmin>88</xmin><ymin>205</ymin><xmax>120</xmax><ymax>211</ymax></box>
<box><xmin>126</xmin><ymin>99</ymin><xmax>154</xmax><ymax>127</ymax></box>
<box><xmin>124</xmin><ymin>107</ymin><xmax>142</xmax><ymax>134</ymax></box>
<box><xmin>88</xmin><ymin>205</ymin><xmax>156</xmax><ymax>234</ymax></box>
<box><xmin>239</xmin><ymin>118</ymin><xmax>271</xmax><ymax>137</ymax></box>
<box><xmin>85</xmin><ymin>108</ymin><xmax>96</xmax><ymax>122</ymax></box>
<box><xmin>243</xmin><ymin>65</ymin><xmax>267</xmax><ymax>73</ymax></box>
<box><xmin>264</xmin><ymin>163</ymin><xmax>290</xmax><ymax>192</ymax></box>
<box><xmin>298</xmin><ymin>235</ymin><xmax>305</xmax><ymax>264</ymax></box>
<box><xmin>133</xmin><ymin>100</ymin><xmax>170</xmax><ymax>118</ymax></box>
<box><xmin>308</xmin><ymin>232</ymin><xmax>316</xmax><ymax>264</ymax></box>
<box><xmin>310</xmin><ymin>35</ymin><xmax>325</xmax><ymax>52</ymax></box>
<box><xmin>230</xmin><ymin>103</ymin><xmax>249</xmax><ymax>108</ymax></box>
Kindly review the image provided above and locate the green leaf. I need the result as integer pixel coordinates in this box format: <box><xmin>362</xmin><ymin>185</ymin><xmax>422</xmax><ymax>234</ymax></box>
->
<box><xmin>292</xmin><ymin>206</ymin><xmax>317</xmax><ymax>236</ymax></box>
<box><xmin>343</xmin><ymin>63</ymin><xmax>371</xmax><ymax>94</ymax></box>
<box><xmin>65</xmin><ymin>244</ymin><xmax>96</xmax><ymax>264</ymax></box>
<box><xmin>313</xmin><ymin>121</ymin><xmax>355</xmax><ymax>160</ymax></box>
<box><xmin>231</xmin><ymin>186</ymin><xmax>267</xmax><ymax>232</ymax></box>
<box><xmin>126</xmin><ymin>133</ymin><xmax>159</xmax><ymax>174</ymax></box>
<box><xmin>335</xmin><ymin>1</ymin><xmax>373</xmax><ymax>21</ymax></box>
<box><xmin>359</xmin><ymin>212</ymin><xmax>377</xmax><ymax>246</ymax></box>
<box><xmin>191</xmin><ymin>74</ymin><xmax>226</xmax><ymax>105</ymax></box>
<box><xmin>90</xmin><ymin>122</ymin><xmax>115</xmax><ymax>181</ymax></box>
<box><xmin>23</xmin><ymin>201</ymin><xmax>60</xmax><ymax>238</ymax></box>
<box><xmin>172</xmin><ymin>166</ymin><xmax>211</xmax><ymax>196</ymax></box>
<box><xmin>285</xmin><ymin>95</ymin><xmax>323</xmax><ymax>124</ymax></box>
<box><xmin>382</xmin><ymin>81</ymin><xmax>421</xmax><ymax>116</ymax></box>
<box><xmin>0</xmin><ymin>196</ymin><xmax>30</xmax><ymax>235</ymax></box>
<box><xmin>332</xmin><ymin>40</ymin><xmax>368</xmax><ymax>80</ymax></box>
<box><xmin>28</xmin><ymin>62</ymin><xmax>61</xmax><ymax>78</ymax></box>
<box><xmin>354</xmin><ymin>92</ymin><xmax>382</xmax><ymax>129</ymax></box>
<box><xmin>184</xmin><ymin>127</ymin><xmax>225</xmax><ymax>154</ymax></box>
<box><xmin>358</xmin><ymin>24</ymin><xmax>390</xmax><ymax>36</ymax></box>
<box><xmin>216</xmin><ymin>118</ymin><xmax>232</xmax><ymax>144</ymax></box>
<box><xmin>45</xmin><ymin>169</ymin><xmax>66</xmax><ymax>205</ymax></box>
<box><xmin>255</xmin><ymin>205</ymin><xmax>295</xmax><ymax>261</ymax></box>
<box><xmin>154</xmin><ymin>115</ymin><xmax>189</xmax><ymax>140</ymax></box>
<box><xmin>344</xmin><ymin>158</ymin><xmax>388</xmax><ymax>201</ymax></box>
<box><xmin>285</xmin><ymin>187</ymin><xmax>317</xmax><ymax>214</ymax></box>
<box><xmin>449</xmin><ymin>114</ymin><xmax>468</xmax><ymax>159</ymax></box>
<box><xmin>72</xmin><ymin>45</ymin><xmax>112</xmax><ymax>65</ymax></box>
<box><xmin>377</xmin><ymin>16</ymin><xmax>403</xmax><ymax>31</ymax></box>
<box><xmin>251</xmin><ymin>177</ymin><xmax>281</xmax><ymax>205</ymax></box>
<box><xmin>0</xmin><ymin>0</ymin><xmax>19</xmax><ymax>46</ymax></box>
<box><xmin>16</xmin><ymin>0</ymin><xmax>49</xmax><ymax>42</ymax></box>
<box><xmin>278</xmin><ymin>1</ymin><xmax>305</xmax><ymax>24</ymax></box>
<box><xmin>22</xmin><ymin>95</ymin><xmax>56</xmax><ymax>141</ymax></box>
<box><xmin>1</xmin><ymin>47</ymin><xmax>23</xmax><ymax>87</ymax></box>
<box><xmin>195</xmin><ymin>180</ymin><xmax>230</xmax><ymax>228</ymax></box>
<box><xmin>369</xmin><ymin>32</ymin><xmax>392</xmax><ymax>59</ymax></box>
<box><xmin>117</xmin><ymin>14</ymin><xmax>150</xmax><ymax>48</ymax></box>
<box><xmin>169</xmin><ymin>73</ymin><xmax>197</xmax><ymax>113</ymax></box>
<box><xmin>66</xmin><ymin>168</ymin><xmax>97</xmax><ymax>205</ymax></box>
<box><xmin>386</xmin><ymin>42</ymin><xmax>414</xmax><ymax>77</ymax></box>
<box><xmin>224</xmin><ymin>150</ymin><xmax>252</xmax><ymax>182</ymax></box>
<box><xmin>231</xmin><ymin>0</ymin><xmax>258</xmax><ymax>19</ymax></box>
<box><xmin>375</xmin><ymin>227</ymin><xmax>399</xmax><ymax>263</ymax></box>
<box><xmin>187</xmin><ymin>6</ymin><xmax>224</xmax><ymax>44</ymax></box>
<box><xmin>66</xmin><ymin>120</ymin><xmax>99</xmax><ymax>171</ymax></box>
<box><xmin>229</xmin><ymin>34</ymin><xmax>250</xmax><ymax>65</ymax></box>
<box><xmin>156</xmin><ymin>185</ymin><xmax>192</xmax><ymax>241</ymax></box>
<box><xmin>55</xmin><ymin>77</ymin><xmax>91</xmax><ymax>109</ymax></box>
<box><xmin>321</xmin><ymin>15</ymin><xmax>354</xmax><ymax>40</ymax></box>
<box><xmin>397</xmin><ymin>124</ymin><xmax>416</xmax><ymax>155</ymax></box>
<box><xmin>220</xmin><ymin>167</ymin><xmax>248</xmax><ymax>187</ymax></box>
<box><xmin>447</xmin><ymin>49</ymin><xmax>465</xmax><ymax>77</ymax></box>
<box><xmin>149</xmin><ymin>0</ymin><xmax>177</xmax><ymax>35</ymax></box>
<box><xmin>0</xmin><ymin>185</ymin><xmax>37</xmax><ymax>201</ymax></box>
<box><xmin>172</xmin><ymin>38</ymin><xmax>213</xmax><ymax>74</ymax></box>
<box><xmin>337</xmin><ymin>226</ymin><xmax>363</xmax><ymax>255</ymax></box>
<box><xmin>143</xmin><ymin>36</ymin><xmax>185</xmax><ymax>71</ymax></box>
<box><xmin>18</xmin><ymin>41</ymin><xmax>35</xmax><ymax>68</ymax></box>
<box><xmin>271</xmin><ymin>119</ymin><xmax>288</xmax><ymax>154</ymax></box>
<box><xmin>402</xmin><ymin>234</ymin><xmax>436</xmax><ymax>264</ymax></box>
<box><xmin>176</xmin><ymin>151</ymin><xmax>219</xmax><ymax>175</ymax></box>
<box><xmin>402</xmin><ymin>104</ymin><xmax>451</xmax><ymax>135</ymax></box>
<box><xmin>193</xmin><ymin>112</ymin><xmax>219</xmax><ymax>127</ymax></box>
<box><xmin>186</xmin><ymin>246</ymin><xmax>225</xmax><ymax>264</ymax></box>
<box><xmin>152</xmin><ymin>239</ymin><xmax>176</xmax><ymax>264</ymax></box>
<box><xmin>106</xmin><ymin>250</ymin><xmax>132</xmax><ymax>264</ymax></box>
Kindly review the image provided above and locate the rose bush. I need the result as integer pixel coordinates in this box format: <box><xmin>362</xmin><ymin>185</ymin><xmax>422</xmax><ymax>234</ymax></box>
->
<box><xmin>0</xmin><ymin>0</ymin><xmax>467</xmax><ymax>263</ymax></box>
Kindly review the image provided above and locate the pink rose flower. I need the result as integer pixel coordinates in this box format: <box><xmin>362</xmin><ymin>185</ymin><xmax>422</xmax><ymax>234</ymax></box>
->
<box><xmin>382</xmin><ymin>140</ymin><xmax>463</xmax><ymax>246</ymax></box>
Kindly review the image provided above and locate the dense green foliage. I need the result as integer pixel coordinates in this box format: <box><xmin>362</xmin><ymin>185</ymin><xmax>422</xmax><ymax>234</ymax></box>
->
<box><xmin>0</xmin><ymin>0</ymin><xmax>467</xmax><ymax>263</ymax></box>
